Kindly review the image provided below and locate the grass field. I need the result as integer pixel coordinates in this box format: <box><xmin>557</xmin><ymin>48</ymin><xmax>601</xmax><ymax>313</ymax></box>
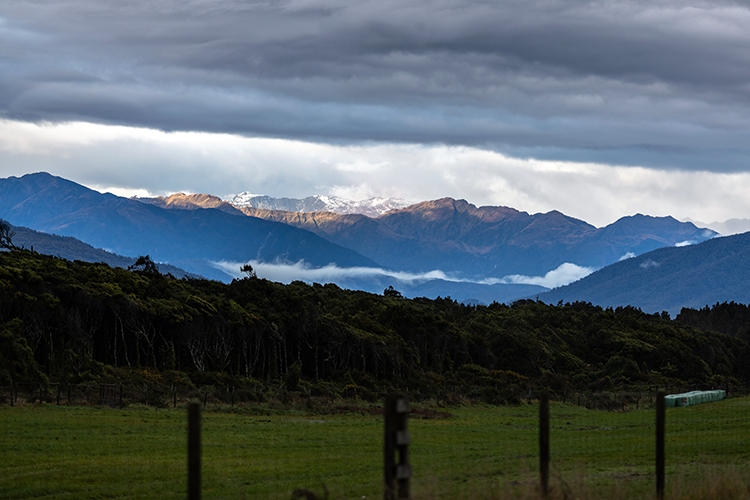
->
<box><xmin>1</xmin><ymin>397</ymin><xmax>749</xmax><ymax>499</ymax></box>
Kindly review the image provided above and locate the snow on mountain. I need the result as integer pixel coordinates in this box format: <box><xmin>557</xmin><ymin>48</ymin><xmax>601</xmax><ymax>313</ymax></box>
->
<box><xmin>226</xmin><ymin>193</ymin><xmax>410</xmax><ymax>218</ymax></box>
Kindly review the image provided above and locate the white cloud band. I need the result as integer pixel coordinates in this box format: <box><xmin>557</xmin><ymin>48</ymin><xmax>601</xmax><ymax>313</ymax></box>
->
<box><xmin>212</xmin><ymin>260</ymin><xmax>595</xmax><ymax>290</ymax></box>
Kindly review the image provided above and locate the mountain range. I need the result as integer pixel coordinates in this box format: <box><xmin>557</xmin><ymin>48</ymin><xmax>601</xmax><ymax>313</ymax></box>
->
<box><xmin>1</xmin><ymin>171</ymin><xmax>740</xmax><ymax>311</ymax></box>
<box><xmin>164</xmin><ymin>193</ymin><xmax>715</xmax><ymax>278</ymax></box>
<box><xmin>0</xmin><ymin>173</ymin><xmax>377</xmax><ymax>281</ymax></box>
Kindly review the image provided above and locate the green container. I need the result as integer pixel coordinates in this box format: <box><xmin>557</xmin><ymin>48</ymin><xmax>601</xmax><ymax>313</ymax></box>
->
<box><xmin>664</xmin><ymin>395</ymin><xmax>679</xmax><ymax>407</ymax></box>
<box><xmin>666</xmin><ymin>390</ymin><xmax>725</xmax><ymax>407</ymax></box>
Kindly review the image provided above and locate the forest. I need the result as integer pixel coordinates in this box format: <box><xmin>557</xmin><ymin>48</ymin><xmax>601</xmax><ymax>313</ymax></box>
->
<box><xmin>2</xmin><ymin>248</ymin><xmax>749</xmax><ymax>403</ymax></box>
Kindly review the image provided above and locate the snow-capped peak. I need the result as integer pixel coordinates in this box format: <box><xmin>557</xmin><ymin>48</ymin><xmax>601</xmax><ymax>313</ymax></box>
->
<box><xmin>226</xmin><ymin>193</ymin><xmax>410</xmax><ymax>217</ymax></box>
<box><xmin>226</xmin><ymin>192</ymin><xmax>261</xmax><ymax>205</ymax></box>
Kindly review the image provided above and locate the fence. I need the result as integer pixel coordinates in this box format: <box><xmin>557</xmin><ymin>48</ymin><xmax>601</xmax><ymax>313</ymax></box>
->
<box><xmin>2</xmin><ymin>379</ymin><xmax>744</xmax><ymax>410</ymax></box>
<box><xmin>177</xmin><ymin>391</ymin><xmax>703</xmax><ymax>500</ymax></box>
<box><xmin>0</xmin><ymin>381</ymin><xmax>247</xmax><ymax>408</ymax></box>
<box><xmin>2</xmin><ymin>383</ymin><xmax>747</xmax><ymax>499</ymax></box>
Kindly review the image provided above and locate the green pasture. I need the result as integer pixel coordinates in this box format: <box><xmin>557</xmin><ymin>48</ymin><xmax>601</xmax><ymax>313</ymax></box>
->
<box><xmin>1</xmin><ymin>397</ymin><xmax>749</xmax><ymax>499</ymax></box>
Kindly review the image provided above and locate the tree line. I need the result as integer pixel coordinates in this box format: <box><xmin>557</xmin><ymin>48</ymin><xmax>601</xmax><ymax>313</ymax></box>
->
<box><xmin>1</xmin><ymin>249</ymin><xmax>749</xmax><ymax>403</ymax></box>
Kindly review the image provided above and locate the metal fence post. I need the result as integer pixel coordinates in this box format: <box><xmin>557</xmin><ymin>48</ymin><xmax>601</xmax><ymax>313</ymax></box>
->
<box><xmin>188</xmin><ymin>400</ymin><xmax>201</xmax><ymax>500</ymax></box>
<box><xmin>384</xmin><ymin>394</ymin><xmax>411</xmax><ymax>500</ymax></box>
<box><xmin>656</xmin><ymin>391</ymin><xmax>665</xmax><ymax>500</ymax></box>
<box><xmin>539</xmin><ymin>392</ymin><xmax>550</xmax><ymax>498</ymax></box>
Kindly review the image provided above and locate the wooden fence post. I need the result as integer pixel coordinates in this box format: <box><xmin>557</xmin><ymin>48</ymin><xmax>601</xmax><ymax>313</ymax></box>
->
<box><xmin>203</xmin><ymin>391</ymin><xmax>208</xmax><ymax>409</ymax></box>
<box><xmin>173</xmin><ymin>385</ymin><xmax>177</xmax><ymax>409</ymax></box>
<box><xmin>56</xmin><ymin>384</ymin><xmax>61</xmax><ymax>405</ymax></box>
<box><xmin>539</xmin><ymin>392</ymin><xmax>550</xmax><ymax>498</ymax></box>
<box><xmin>656</xmin><ymin>391</ymin><xmax>665</xmax><ymax>500</ymax></box>
<box><xmin>9</xmin><ymin>381</ymin><xmax>13</xmax><ymax>407</ymax></box>
<box><xmin>188</xmin><ymin>400</ymin><xmax>201</xmax><ymax>500</ymax></box>
<box><xmin>384</xmin><ymin>394</ymin><xmax>411</xmax><ymax>500</ymax></box>
<box><xmin>384</xmin><ymin>397</ymin><xmax>395</xmax><ymax>500</ymax></box>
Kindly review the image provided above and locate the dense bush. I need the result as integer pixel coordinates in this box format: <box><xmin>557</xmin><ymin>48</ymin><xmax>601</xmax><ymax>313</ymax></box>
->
<box><xmin>1</xmin><ymin>250</ymin><xmax>748</xmax><ymax>401</ymax></box>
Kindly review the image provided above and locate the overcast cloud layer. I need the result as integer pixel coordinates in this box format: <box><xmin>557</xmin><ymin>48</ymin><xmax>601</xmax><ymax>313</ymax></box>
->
<box><xmin>4</xmin><ymin>119</ymin><xmax>750</xmax><ymax>227</ymax></box>
<box><xmin>3</xmin><ymin>0</ymin><xmax>750</xmax><ymax>172</ymax></box>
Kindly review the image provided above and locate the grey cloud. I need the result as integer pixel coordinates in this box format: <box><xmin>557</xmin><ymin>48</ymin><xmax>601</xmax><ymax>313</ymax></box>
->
<box><xmin>2</xmin><ymin>0</ymin><xmax>750</xmax><ymax>170</ymax></box>
<box><xmin>4</xmin><ymin>120</ymin><xmax>750</xmax><ymax>226</ymax></box>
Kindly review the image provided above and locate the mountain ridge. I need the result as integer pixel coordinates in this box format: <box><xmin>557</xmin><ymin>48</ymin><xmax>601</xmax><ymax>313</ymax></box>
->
<box><xmin>539</xmin><ymin>231</ymin><xmax>750</xmax><ymax>316</ymax></box>
<box><xmin>1</xmin><ymin>220</ymin><xmax>196</xmax><ymax>278</ymax></box>
<box><xmin>135</xmin><ymin>193</ymin><xmax>244</xmax><ymax>216</ymax></box>
<box><xmin>235</xmin><ymin>196</ymin><xmax>716</xmax><ymax>279</ymax></box>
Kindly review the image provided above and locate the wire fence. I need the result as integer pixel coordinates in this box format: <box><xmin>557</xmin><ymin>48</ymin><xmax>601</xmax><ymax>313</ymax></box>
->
<box><xmin>2</xmin><ymin>382</ymin><xmax>749</xmax><ymax>499</ymax></box>
<box><xmin>1</xmin><ymin>380</ymin><xmax>747</xmax><ymax>411</ymax></box>
<box><xmin>0</xmin><ymin>381</ymin><xmax>247</xmax><ymax>408</ymax></box>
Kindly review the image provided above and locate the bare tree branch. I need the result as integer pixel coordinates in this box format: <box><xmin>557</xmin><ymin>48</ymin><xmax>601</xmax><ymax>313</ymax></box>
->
<box><xmin>0</xmin><ymin>219</ymin><xmax>18</xmax><ymax>250</ymax></box>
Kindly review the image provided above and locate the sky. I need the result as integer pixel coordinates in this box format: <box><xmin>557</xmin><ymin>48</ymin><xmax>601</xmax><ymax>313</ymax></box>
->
<box><xmin>2</xmin><ymin>0</ymin><xmax>750</xmax><ymax>227</ymax></box>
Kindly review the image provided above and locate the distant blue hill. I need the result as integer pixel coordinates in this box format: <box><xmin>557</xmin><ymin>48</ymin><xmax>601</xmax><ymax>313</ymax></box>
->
<box><xmin>3</xmin><ymin>222</ymin><xmax>195</xmax><ymax>278</ymax></box>
<box><xmin>539</xmin><ymin>232</ymin><xmax>750</xmax><ymax>316</ymax></box>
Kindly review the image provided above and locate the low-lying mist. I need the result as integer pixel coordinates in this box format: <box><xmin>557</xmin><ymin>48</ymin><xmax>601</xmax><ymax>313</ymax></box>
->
<box><xmin>212</xmin><ymin>260</ymin><xmax>594</xmax><ymax>291</ymax></box>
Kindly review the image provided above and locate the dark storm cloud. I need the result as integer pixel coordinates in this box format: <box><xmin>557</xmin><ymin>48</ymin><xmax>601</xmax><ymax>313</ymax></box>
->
<box><xmin>2</xmin><ymin>0</ymin><xmax>750</xmax><ymax>170</ymax></box>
